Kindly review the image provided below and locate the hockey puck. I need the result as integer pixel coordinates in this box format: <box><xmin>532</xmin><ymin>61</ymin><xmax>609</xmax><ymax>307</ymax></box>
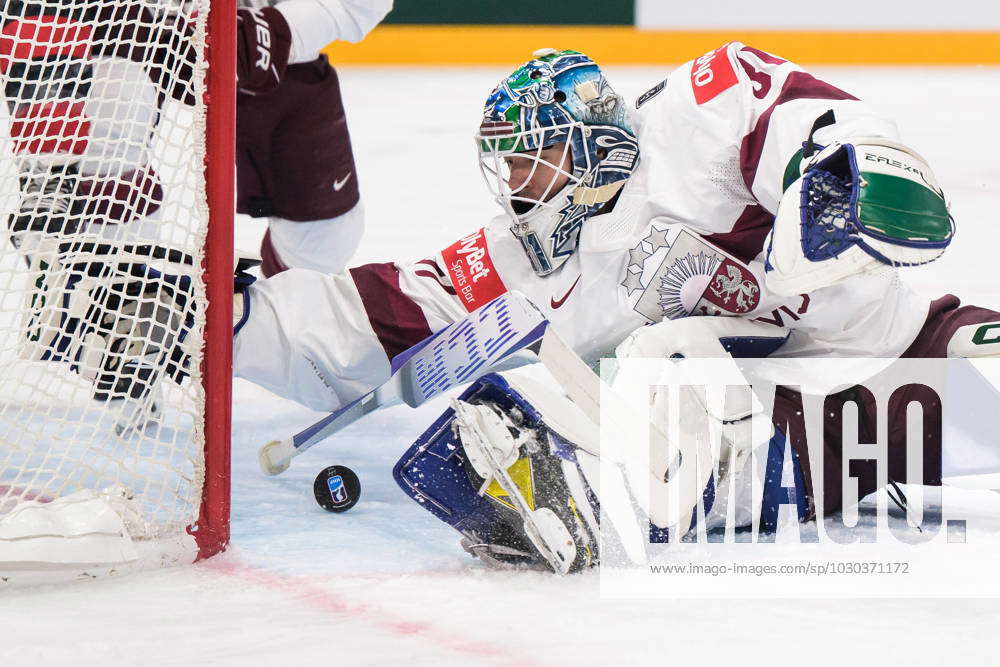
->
<box><xmin>313</xmin><ymin>465</ymin><xmax>361</xmax><ymax>513</ymax></box>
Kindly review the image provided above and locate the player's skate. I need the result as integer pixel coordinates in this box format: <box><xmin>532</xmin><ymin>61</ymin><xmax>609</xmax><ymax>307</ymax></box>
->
<box><xmin>450</xmin><ymin>392</ymin><xmax>598</xmax><ymax>575</ymax></box>
<box><xmin>8</xmin><ymin>160</ymin><xmax>81</xmax><ymax>252</ymax></box>
<box><xmin>81</xmin><ymin>244</ymin><xmax>195</xmax><ymax>436</ymax></box>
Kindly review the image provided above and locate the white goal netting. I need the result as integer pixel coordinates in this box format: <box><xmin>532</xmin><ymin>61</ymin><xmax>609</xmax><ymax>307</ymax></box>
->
<box><xmin>0</xmin><ymin>0</ymin><xmax>227</xmax><ymax>581</ymax></box>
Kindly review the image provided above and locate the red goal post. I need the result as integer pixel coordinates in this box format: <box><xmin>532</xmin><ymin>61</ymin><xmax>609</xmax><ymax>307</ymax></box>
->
<box><xmin>0</xmin><ymin>0</ymin><xmax>235</xmax><ymax>584</ymax></box>
<box><xmin>198</xmin><ymin>0</ymin><xmax>235</xmax><ymax>563</ymax></box>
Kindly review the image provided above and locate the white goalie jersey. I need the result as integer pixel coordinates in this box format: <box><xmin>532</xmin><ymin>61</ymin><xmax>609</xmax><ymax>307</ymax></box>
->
<box><xmin>236</xmin><ymin>42</ymin><xmax>934</xmax><ymax>412</ymax></box>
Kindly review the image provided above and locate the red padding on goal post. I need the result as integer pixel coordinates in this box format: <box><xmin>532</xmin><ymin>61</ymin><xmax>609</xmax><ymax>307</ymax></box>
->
<box><xmin>193</xmin><ymin>0</ymin><xmax>236</xmax><ymax>562</ymax></box>
<box><xmin>10</xmin><ymin>100</ymin><xmax>90</xmax><ymax>156</ymax></box>
<box><xmin>0</xmin><ymin>15</ymin><xmax>92</xmax><ymax>74</ymax></box>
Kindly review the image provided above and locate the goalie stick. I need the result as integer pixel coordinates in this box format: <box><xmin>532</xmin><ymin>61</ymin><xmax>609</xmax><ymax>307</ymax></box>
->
<box><xmin>258</xmin><ymin>291</ymin><xmax>585</xmax><ymax>474</ymax></box>
<box><xmin>257</xmin><ymin>290</ymin><xmax>705</xmax><ymax>532</ymax></box>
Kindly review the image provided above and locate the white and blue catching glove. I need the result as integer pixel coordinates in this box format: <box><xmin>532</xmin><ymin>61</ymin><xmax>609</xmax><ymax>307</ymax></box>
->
<box><xmin>765</xmin><ymin>137</ymin><xmax>954</xmax><ymax>296</ymax></box>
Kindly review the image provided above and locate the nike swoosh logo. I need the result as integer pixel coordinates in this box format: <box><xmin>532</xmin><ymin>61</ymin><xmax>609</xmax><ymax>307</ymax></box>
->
<box><xmin>550</xmin><ymin>275</ymin><xmax>582</xmax><ymax>310</ymax></box>
<box><xmin>333</xmin><ymin>172</ymin><xmax>353</xmax><ymax>191</ymax></box>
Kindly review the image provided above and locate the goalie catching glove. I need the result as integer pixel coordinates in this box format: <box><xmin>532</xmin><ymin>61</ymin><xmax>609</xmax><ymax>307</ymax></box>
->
<box><xmin>19</xmin><ymin>237</ymin><xmax>197</xmax><ymax>435</ymax></box>
<box><xmin>765</xmin><ymin>137</ymin><xmax>954</xmax><ymax>296</ymax></box>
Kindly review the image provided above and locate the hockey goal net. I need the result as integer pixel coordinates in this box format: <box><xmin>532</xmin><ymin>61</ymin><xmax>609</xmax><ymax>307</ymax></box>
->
<box><xmin>0</xmin><ymin>0</ymin><xmax>233</xmax><ymax>585</ymax></box>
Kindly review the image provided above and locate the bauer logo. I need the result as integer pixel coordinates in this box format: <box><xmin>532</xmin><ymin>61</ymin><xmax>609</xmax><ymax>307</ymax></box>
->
<box><xmin>690</xmin><ymin>43</ymin><xmax>738</xmax><ymax>105</ymax></box>
<box><xmin>326</xmin><ymin>475</ymin><xmax>349</xmax><ymax>505</ymax></box>
<box><xmin>441</xmin><ymin>229</ymin><xmax>508</xmax><ymax>313</ymax></box>
<box><xmin>251</xmin><ymin>10</ymin><xmax>272</xmax><ymax>70</ymax></box>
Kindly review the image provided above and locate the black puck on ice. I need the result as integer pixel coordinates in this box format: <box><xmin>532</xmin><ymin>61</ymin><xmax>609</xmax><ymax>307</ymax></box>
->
<box><xmin>313</xmin><ymin>465</ymin><xmax>361</xmax><ymax>513</ymax></box>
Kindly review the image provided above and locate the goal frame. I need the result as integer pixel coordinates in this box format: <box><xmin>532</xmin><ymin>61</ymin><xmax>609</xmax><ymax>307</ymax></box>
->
<box><xmin>0</xmin><ymin>0</ymin><xmax>237</xmax><ymax>586</ymax></box>
<box><xmin>194</xmin><ymin>0</ymin><xmax>235</xmax><ymax>561</ymax></box>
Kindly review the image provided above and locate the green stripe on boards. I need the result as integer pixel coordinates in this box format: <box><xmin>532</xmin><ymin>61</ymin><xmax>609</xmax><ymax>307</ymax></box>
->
<box><xmin>384</xmin><ymin>0</ymin><xmax>634</xmax><ymax>25</ymax></box>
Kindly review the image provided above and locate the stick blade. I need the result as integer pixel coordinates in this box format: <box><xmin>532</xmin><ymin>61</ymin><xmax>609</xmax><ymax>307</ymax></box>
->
<box><xmin>258</xmin><ymin>439</ymin><xmax>294</xmax><ymax>475</ymax></box>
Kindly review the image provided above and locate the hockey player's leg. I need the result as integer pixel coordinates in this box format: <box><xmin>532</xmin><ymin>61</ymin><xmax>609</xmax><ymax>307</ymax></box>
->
<box><xmin>260</xmin><ymin>203</ymin><xmax>365</xmax><ymax>276</ymax></box>
<box><xmin>11</xmin><ymin>190</ymin><xmax>169</xmax><ymax>434</ymax></box>
<box><xmin>615</xmin><ymin>316</ymin><xmax>794</xmax><ymax>533</ymax></box>
<box><xmin>394</xmin><ymin>372</ymin><xmax>600</xmax><ymax>573</ymax></box>
<box><xmin>396</xmin><ymin>367</ymin><xmax>810</xmax><ymax>572</ymax></box>
<box><xmin>237</xmin><ymin>57</ymin><xmax>362</xmax><ymax>277</ymax></box>
<box><xmin>233</xmin><ymin>266</ymin><xmax>394</xmax><ymax>413</ymax></box>
<box><xmin>395</xmin><ymin>316</ymin><xmax>804</xmax><ymax>572</ymax></box>
<box><xmin>7</xmin><ymin>117</ymin><xmax>169</xmax><ymax>433</ymax></box>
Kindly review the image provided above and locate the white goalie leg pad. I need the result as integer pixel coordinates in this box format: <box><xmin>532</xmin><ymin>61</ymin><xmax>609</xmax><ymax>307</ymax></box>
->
<box><xmin>700</xmin><ymin>433</ymin><xmax>767</xmax><ymax>533</ymax></box>
<box><xmin>450</xmin><ymin>371</ymin><xmax>601</xmax><ymax>574</ymax></box>
<box><xmin>615</xmin><ymin>317</ymin><xmax>787</xmax><ymax>423</ymax></box>
<box><xmin>613</xmin><ymin>317</ymin><xmax>785</xmax><ymax>532</ymax></box>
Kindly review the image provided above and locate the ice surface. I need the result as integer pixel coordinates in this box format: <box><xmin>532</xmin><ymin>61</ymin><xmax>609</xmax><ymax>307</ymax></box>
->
<box><xmin>4</xmin><ymin>66</ymin><xmax>1000</xmax><ymax>665</ymax></box>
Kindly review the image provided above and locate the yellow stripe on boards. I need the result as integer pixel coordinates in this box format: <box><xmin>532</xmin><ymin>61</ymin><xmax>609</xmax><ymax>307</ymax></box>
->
<box><xmin>324</xmin><ymin>26</ymin><xmax>1000</xmax><ymax>65</ymax></box>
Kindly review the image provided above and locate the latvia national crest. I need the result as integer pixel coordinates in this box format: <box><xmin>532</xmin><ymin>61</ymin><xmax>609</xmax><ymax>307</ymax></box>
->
<box><xmin>703</xmin><ymin>259</ymin><xmax>760</xmax><ymax>314</ymax></box>
<box><xmin>622</xmin><ymin>226</ymin><xmax>761</xmax><ymax>321</ymax></box>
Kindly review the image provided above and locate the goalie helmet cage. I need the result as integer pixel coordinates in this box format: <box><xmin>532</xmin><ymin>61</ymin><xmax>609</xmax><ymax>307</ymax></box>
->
<box><xmin>0</xmin><ymin>0</ymin><xmax>234</xmax><ymax>585</ymax></box>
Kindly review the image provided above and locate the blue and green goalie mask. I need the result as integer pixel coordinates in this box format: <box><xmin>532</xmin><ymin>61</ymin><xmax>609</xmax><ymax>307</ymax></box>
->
<box><xmin>476</xmin><ymin>49</ymin><xmax>639</xmax><ymax>276</ymax></box>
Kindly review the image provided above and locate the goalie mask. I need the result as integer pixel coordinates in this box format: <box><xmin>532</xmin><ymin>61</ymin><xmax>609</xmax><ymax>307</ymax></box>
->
<box><xmin>476</xmin><ymin>49</ymin><xmax>639</xmax><ymax>276</ymax></box>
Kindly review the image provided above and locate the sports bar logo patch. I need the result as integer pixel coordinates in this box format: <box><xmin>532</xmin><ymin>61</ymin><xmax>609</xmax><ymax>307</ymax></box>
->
<box><xmin>441</xmin><ymin>228</ymin><xmax>508</xmax><ymax>313</ymax></box>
